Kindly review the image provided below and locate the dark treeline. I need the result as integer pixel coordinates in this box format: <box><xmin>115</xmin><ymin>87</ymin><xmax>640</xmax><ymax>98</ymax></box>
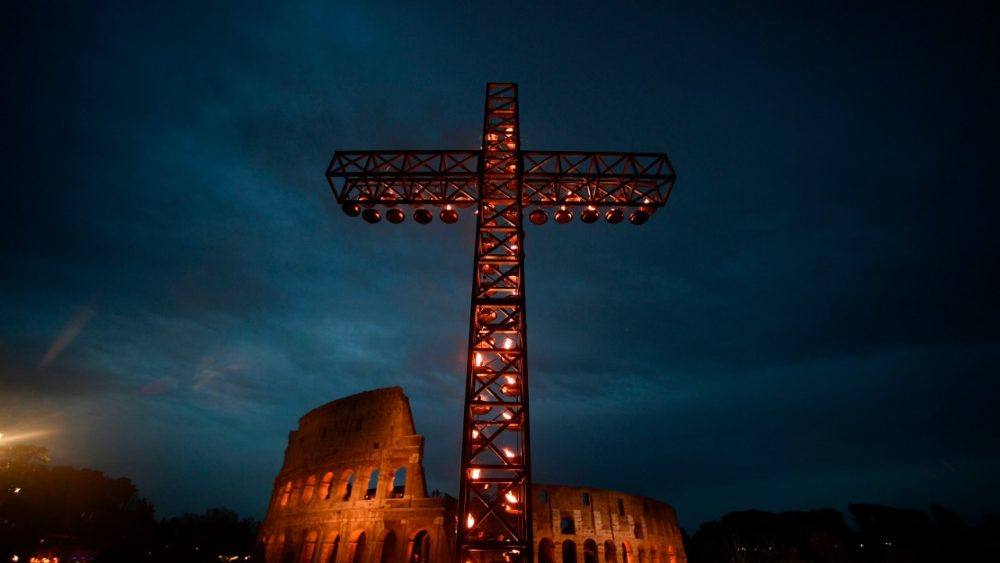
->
<box><xmin>685</xmin><ymin>504</ymin><xmax>999</xmax><ymax>563</ymax></box>
<box><xmin>0</xmin><ymin>444</ymin><xmax>259</xmax><ymax>562</ymax></box>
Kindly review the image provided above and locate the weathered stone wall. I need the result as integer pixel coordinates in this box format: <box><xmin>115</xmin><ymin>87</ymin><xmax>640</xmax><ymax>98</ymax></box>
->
<box><xmin>532</xmin><ymin>485</ymin><xmax>686</xmax><ymax>563</ymax></box>
<box><xmin>259</xmin><ymin>387</ymin><xmax>455</xmax><ymax>563</ymax></box>
<box><xmin>258</xmin><ymin>388</ymin><xmax>686</xmax><ymax>563</ymax></box>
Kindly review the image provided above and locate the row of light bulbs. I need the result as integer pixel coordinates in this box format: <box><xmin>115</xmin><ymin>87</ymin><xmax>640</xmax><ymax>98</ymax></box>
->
<box><xmin>341</xmin><ymin>203</ymin><xmax>655</xmax><ymax>225</ymax></box>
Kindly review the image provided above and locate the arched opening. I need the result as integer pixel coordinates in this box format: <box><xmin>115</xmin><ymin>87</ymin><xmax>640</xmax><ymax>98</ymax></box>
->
<box><xmin>321</xmin><ymin>471</ymin><xmax>335</xmax><ymax>500</ymax></box>
<box><xmin>281</xmin><ymin>531</ymin><xmax>295</xmax><ymax>563</ymax></box>
<box><xmin>270</xmin><ymin>532</ymin><xmax>286</xmax><ymax>563</ymax></box>
<box><xmin>280</xmin><ymin>481</ymin><xmax>293</xmax><ymax>507</ymax></box>
<box><xmin>539</xmin><ymin>538</ymin><xmax>555</xmax><ymax>563</ymax></box>
<box><xmin>667</xmin><ymin>546</ymin><xmax>676</xmax><ymax>563</ymax></box>
<box><xmin>634</xmin><ymin>523</ymin><xmax>643</xmax><ymax>540</ymax></box>
<box><xmin>379</xmin><ymin>531</ymin><xmax>397</xmax><ymax>563</ymax></box>
<box><xmin>637</xmin><ymin>548</ymin><xmax>645</xmax><ymax>563</ymax></box>
<box><xmin>562</xmin><ymin>540</ymin><xmax>577</xmax><ymax>563</ymax></box>
<box><xmin>300</xmin><ymin>531</ymin><xmax>319</xmax><ymax>563</ymax></box>
<box><xmin>319</xmin><ymin>532</ymin><xmax>340</xmax><ymax>563</ymax></box>
<box><xmin>303</xmin><ymin>475</ymin><xmax>317</xmax><ymax>503</ymax></box>
<box><xmin>291</xmin><ymin>480</ymin><xmax>302</xmax><ymax>506</ymax></box>
<box><xmin>365</xmin><ymin>469</ymin><xmax>380</xmax><ymax>500</ymax></box>
<box><xmin>584</xmin><ymin>540</ymin><xmax>598</xmax><ymax>563</ymax></box>
<box><xmin>341</xmin><ymin>470</ymin><xmax>355</xmax><ymax>501</ymax></box>
<box><xmin>409</xmin><ymin>530</ymin><xmax>430</xmax><ymax>563</ymax></box>
<box><xmin>603</xmin><ymin>541</ymin><xmax>616</xmax><ymax>563</ymax></box>
<box><xmin>621</xmin><ymin>543</ymin><xmax>630</xmax><ymax>563</ymax></box>
<box><xmin>391</xmin><ymin>467</ymin><xmax>407</xmax><ymax>498</ymax></box>
<box><xmin>351</xmin><ymin>532</ymin><xmax>367</xmax><ymax>563</ymax></box>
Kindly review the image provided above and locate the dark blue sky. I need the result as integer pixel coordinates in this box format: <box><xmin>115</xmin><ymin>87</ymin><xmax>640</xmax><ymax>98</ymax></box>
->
<box><xmin>2</xmin><ymin>0</ymin><xmax>997</xmax><ymax>530</ymax></box>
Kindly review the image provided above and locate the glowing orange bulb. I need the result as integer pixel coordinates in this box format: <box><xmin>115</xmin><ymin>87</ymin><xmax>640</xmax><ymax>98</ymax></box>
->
<box><xmin>502</xmin><ymin>411</ymin><xmax>513</xmax><ymax>420</ymax></box>
<box><xmin>471</xmin><ymin>468</ymin><xmax>481</xmax><ymax>480</ymax></box>
<box><xmin>503</xmin><ymin>339</ymin><xmax>513</xmax><ymax>350</ymax></box>
<box><xmin>503</xmin><ymin>448</ymin><xmax>515</xmax><ymax>458</ymax></box>
<box><xmin>474</xmin><ymin>353</ymin><xmax>483</xmax><ymax>367</ymax></box>
<box><xmin>505</xmin><ymin>491</ymin><xmax>519</xmax><ymax>504</ymax></box>
<box><xmin>467</xmin><ymin>514</ymin><xmax>475</xmax><ymax>528</ymax></box>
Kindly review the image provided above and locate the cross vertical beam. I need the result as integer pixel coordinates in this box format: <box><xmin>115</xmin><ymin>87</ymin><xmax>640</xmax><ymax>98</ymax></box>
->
<box><xmin>458</xmin><ymin>83</ymin><xmax>532</xmax><ymax>563</ymax></box>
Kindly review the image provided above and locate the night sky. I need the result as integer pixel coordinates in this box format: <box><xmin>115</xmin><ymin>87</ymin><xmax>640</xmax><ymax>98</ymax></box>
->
<box><xmin>2</xmin><ymin>1</ymin><xmax>998</xmax><ymax>531</ymax></box>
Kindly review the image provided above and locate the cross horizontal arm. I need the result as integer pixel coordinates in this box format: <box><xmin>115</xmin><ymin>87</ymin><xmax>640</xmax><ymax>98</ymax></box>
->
<box><xmin>327</xmin><ymin>150</ymin><xmax>480</xmax><ymax>206</ymax></box>
<box><xmin>521</xmin><ymin>151</ymin><xmax>676</xmax><ymax>208</ymax></box>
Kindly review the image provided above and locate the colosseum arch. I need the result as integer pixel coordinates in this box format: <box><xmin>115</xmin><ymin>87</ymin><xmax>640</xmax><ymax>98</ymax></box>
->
<box><xmin>365</xmin><ymin>468</ymin><xmax>380</xmax><ymax>500</ymax></box>
<box><xmin>320</xmin><ymin>471</ymin><xmax>335</xmax><ymax>501</ymax></box>
<box><xmin>341</xmin><ymin>470</ymin><xmax>355</xmax><ymax>501</ymax></box>
<box><xmin>291</xmin><ymin>479</ymin><xmax>302</xmax><ymax>506</ymax></box>
<box><xmin>299</xmin><ymin>531</ymin><xmax>319</xmax><ymax>563</ymax></box>
<box><xmin>603</xmin><ymin>541</ymin><xmax>616</xmax><ymax>563</ymax></box>
<box><xmin>279</xmin><ymin>481</ymin><xmax>292</xmax><ymax>508</ymax></box>
<box><xmin>377</xmin><ymin>530</ymin><xmax>398</xmax><ymax>563</ymax></box>
<box><xmin>583</xmin><ymin>540</ymin><xmax>598</xmax><ymax>563</ymax></box>
<box><xmin>348</xmin><ymin>530</ymin><xmax>367</xmax><ymax>563</ymax></box>
<box><xmin>408</xmin><ymin>530</ymin><xmax>430</xmax><ymax>563</ymax></box>
<box><xmin>538</xmin><ymin>538</ymin><xmax>555</xmax><ymax>563</ymax></box>
<box><xmin>318</xmin><ymin>531</ymin><xmax>340</xmax><ymax>563</ymax></box>
<box><xmin>391</xmin><ymin>466</ymin><xmax>407</xmax><ymax>498</ymax></box>
<box><xmin>621</xmin><ymin>542</ymin><xmax>631</xmax><ymax>563</ymax></box>
<box><xmin>562</xmin><ymin>540</ymin><xmax>577</xmax><ymax>563</ymax></box>
<box><xmin>303</xmin><ymin>475</ymin><xmax>317</xmax><ymax>504</ymax></box>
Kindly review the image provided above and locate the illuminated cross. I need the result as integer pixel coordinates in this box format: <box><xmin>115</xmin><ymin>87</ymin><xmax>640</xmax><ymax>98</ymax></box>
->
<box><xmin>326</xmin><ymin>83</ymin><xmax>676</xmax><ymax>563</ymax></box>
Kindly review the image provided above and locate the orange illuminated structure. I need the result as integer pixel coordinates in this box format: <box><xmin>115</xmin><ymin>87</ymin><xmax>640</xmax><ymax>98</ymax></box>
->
<box><xmin>326</xmin><ymin>83</ymin><xmax>676</xmax><ymax>563</ymax></box>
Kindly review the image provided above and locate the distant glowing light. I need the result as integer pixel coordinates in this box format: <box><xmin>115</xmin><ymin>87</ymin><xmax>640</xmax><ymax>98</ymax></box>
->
<box><xmin>505</xmin><ymin>375</ymin><xmax>516</xmax><ymax>384</ymax></box>
<box><xmin>503</xmin><ymin>339</ymin><xmax>513</xmax><ymax>350</ymax></box>
<box><xmin>502</xmin><ymin>411</ymin><xmax>513</xmax><ymax>420</ymax></box>
<box><xmin>466</xmin><ymin>514</ymin><xmax>475</xmax><ymax>528</ymax></box>
<box><xmin>474</xmin><ymin>353</ymin><xmax>483</xmax><ymax>367</ymax></box>
<box><xmin>471</xmin><ymin>469</ymin><xmax>481</xmax><ymax>480</ymax></box>
<box><xmin>505</xmin><ymin>491</ymin><xmax>519</xmax><ymax>504</ymax></box>
<box><xmin>503</xmin><ymin>448</ymin><xmax>515</xmax><ymax>458</ymax></box>
<box><xmin>13</xmin><ymin>488</ymin><xmax>21</xmax><ymax>494</ymax></box>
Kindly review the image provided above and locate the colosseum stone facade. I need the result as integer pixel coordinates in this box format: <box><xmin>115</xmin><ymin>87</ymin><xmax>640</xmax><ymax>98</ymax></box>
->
<box><xmin>258</xmin><ymin>387</ymin><xmax>686</xmax><ymax>563</ymax></box>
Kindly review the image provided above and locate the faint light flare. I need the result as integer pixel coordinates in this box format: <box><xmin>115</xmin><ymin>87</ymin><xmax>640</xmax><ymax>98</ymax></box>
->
<box><xmin>39</xmin><ymin>306</ymin><xmax>95</xmax><ymax>369</ymax></box>
<box><xmin>0</xmin><ymin>430</ymin><xmax>54</xmax><ymax>444</ymax></box>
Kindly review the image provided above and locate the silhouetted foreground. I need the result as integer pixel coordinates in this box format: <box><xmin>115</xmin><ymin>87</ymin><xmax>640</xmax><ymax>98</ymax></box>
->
<box><xmin>5</xmin><ymin>444</ymin><xmax>999</xmax><ymax>563</ymax></box>
<box><xmin>685</xmin><ymin>505</ymin><xmax>999</xmax><ymax>563</ymax></box>
<box><xmin>0</xmin><ymin>445</ymin><xmax>258</xmax><ymax>562</ymax></box>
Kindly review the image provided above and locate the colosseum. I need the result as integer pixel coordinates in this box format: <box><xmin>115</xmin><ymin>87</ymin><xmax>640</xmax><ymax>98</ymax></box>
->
<box><xmin>258</xmin><ymin>387</ymin><xmax>686</xmax><ymax>563</ymax></box>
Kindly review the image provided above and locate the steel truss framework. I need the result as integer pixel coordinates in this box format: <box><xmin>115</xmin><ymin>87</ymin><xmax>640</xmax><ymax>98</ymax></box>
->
<box><xmin>326</xmin><ymin>83</ymin><xmax>676</xmax><ymax>563</ymax></box>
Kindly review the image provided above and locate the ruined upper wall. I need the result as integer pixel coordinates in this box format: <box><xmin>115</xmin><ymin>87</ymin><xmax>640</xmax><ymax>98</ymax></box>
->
<box><xmin>533</xmin><ymin>484</ymin><xmax>685</xmax><ymax>563</ymax></box>
<box><xmin>281</xmin><ymin>387</ymin><xmax>418</xmax><ymax>472</ymax></box>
